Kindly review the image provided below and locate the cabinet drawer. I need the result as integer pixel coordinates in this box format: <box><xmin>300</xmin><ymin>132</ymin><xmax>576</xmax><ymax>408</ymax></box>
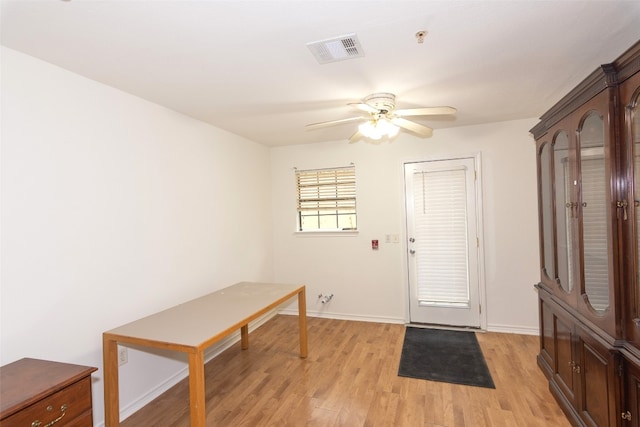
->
<box><xmin>0</xmin><ymin>377</ymin><xmax>92</xmax><ymax>427</ymax></box>
<box><xmin>61</xmin><ymin>410</ymin><xmax>94</xmax><ymax>427</ymax></box>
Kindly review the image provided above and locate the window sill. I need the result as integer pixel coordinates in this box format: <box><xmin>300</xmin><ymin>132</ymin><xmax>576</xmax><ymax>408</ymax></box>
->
<box><xmin>294</xmin><ymin>230</ymin><xmax>359</xmax><ymax>237</ymax></box>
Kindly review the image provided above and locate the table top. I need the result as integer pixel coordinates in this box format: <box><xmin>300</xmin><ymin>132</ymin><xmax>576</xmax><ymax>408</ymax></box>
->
<box><xmin>103</xmin><ymin>282</ymin><xmax>303</xmax><ymax>350</ymax></box>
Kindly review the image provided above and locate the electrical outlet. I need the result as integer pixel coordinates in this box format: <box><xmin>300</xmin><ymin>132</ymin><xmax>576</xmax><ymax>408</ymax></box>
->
<box><xmin>118</xmin><ymin>347</ymin><xmax>128</xmax><ymax>366</ymax></box>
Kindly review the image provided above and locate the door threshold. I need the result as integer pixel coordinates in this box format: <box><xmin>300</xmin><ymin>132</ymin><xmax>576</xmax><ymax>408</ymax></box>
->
<box><xmin>406</xmin><ymin>322</ymin><xmax>484</xmax><ymax>333</ymax></box>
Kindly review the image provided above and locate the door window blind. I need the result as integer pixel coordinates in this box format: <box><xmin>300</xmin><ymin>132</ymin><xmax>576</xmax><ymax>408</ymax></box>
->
<box><xmin>412</xmin><ymin>167</ymin><xmax>470</xmax><ymax>306</ymax></box>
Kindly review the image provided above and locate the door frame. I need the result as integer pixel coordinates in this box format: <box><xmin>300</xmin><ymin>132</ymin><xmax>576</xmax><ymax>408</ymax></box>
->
<box><xmin>401</xmin><ymin>152</ymin><xmax>487</xmax><ymax>330</ymax></box>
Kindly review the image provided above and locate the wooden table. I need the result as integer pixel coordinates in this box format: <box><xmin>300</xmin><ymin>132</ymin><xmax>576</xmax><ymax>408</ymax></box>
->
<box><xmin>102</xmin><ymin>282</ymin><xmax>307</xmax><ymax>427</ymax></box>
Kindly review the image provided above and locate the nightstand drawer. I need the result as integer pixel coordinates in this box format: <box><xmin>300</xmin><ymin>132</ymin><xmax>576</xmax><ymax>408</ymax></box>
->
<box><xmin>1</xmin><ymin>376</ymin><xmax>92</xmax><ymax>427</ymax></box>
<box><xmin>0</xmin><ymin>359</ymin><xmax>97</xmax><ymax>427</ymax></box>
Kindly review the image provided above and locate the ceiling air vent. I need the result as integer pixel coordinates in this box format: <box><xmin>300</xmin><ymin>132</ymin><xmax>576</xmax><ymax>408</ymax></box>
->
<box><xmin>307</xmin><ymin>33</ymin><xmax>365</xmax><ymax>64</ymax></box>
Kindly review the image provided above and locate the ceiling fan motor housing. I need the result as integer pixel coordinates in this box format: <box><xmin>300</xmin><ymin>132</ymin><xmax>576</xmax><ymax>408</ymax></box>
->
<box><xmin>364</xmin><ymin>93</ymin><xmax>396</xmax><ymax>114</ymax></box>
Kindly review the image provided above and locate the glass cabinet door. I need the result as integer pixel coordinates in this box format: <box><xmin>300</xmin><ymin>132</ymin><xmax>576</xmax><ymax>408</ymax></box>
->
<box><xmin>553</xmin><ymin>130</ymin><xmax>574</xmax><ymax>294</ymax></box>
<box><xmin>578</xmin><ymin>111</ymin><xmax>609</xmax><ymax>313</ymax></box>
<box><xmin>632</xmin><ymin>95</ymin><xmax>640</xmax><ymax>316</ymax></box>
<box><xmin>623</xmin><ymin>73</ymin><xmax>640</xmax><ymax>347</ymax></box>
<box><xmin>534</xmin><ymin>84</ymin><xmax>620</xmax><ymax>336</ymax></box>
<box><xmin>627</xmin><ymin>80</ymin><xmax>640</xmax><ymax>334</ymax></box>
<box><xmin>539</xmin><ymin>141</ymin><xmax>555</xmax><ymax>282</ymax></box>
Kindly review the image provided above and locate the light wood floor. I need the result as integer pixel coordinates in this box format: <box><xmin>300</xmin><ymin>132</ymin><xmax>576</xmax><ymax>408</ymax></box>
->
<box><xmin>120</xmin><ymin>315</ymin><xmax>570</xmax><ymax>427</ymax></box>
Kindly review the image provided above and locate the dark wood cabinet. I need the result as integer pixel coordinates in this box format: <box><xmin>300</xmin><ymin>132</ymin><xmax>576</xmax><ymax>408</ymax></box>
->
<box><xmin>622</xmin><ymin>355</ymin><xmax>640</xmax><ymax>426</ymax></box>
<box><xmin>576</xmin><ymin>326</ymin><xmax>619</xmax><ymax>427</ymax></box>
<box><xmin>532</xmin><ymin>40</ymin><xmax>640</xmax><ymax>426</ymax></box>
<box><xmin>539</xmin><ymin>287</ymin><xmax>620</xmax><ymax>426</ymax></box>
<box><xmin>0</xmin><ymin>358</ymin><xmax>97</xmax><ymax>427</ymax></box>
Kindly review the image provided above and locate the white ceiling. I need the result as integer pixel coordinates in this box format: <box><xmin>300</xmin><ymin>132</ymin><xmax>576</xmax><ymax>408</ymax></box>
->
<box><xmin>2</xmin><ymin>0</ymin><xmax>640</xmax><ymax>147</ymax></box>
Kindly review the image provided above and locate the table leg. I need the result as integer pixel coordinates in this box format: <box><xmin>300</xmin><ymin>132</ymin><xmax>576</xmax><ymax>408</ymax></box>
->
<box><xmin>103</xmin><ymin>334</ymin><xmax>120</xmax><ymax>427</ymax></box>
<box><xmin>298</xmin><ymin>287</ymin><xmax>308</xmax><ymax>358</ymax></box>
<box><xmin>188</xmin><ymin>351</ymin><xmax>207</xmax><ymax>427</ymax></box>
<box><xmin>241</xmin><ymin>324</ymin><xmax>249</xmax><ymax>350</ymax></box>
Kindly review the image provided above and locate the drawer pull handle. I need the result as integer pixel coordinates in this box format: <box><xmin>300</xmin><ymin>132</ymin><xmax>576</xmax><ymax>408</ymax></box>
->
<box><xmin>31</xmin><ymin>404</ymin><xmax>68</xmax><ymax>427</ymax></box>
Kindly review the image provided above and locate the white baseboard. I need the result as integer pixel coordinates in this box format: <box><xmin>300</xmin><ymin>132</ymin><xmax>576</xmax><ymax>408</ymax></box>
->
<box><xmin>486</xmin><ymin>323</ymin><xmax>539</xmax><ymax>335</ymax></box>
<box><xmin>282</xmin><ymin>308</ymin><xmax>540</xmax><ymax>336</ymax></box>
<box><xmin>279</xmin><ymin>308</ymin><xmax>406</xmax><ymax>324</ymax></box>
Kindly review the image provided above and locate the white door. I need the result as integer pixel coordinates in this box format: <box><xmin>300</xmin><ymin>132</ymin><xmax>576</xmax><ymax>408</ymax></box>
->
<box><xmin>404</xmin><ymin>157</ymin><xmax>483</xmax><ymax>327</ymax></box>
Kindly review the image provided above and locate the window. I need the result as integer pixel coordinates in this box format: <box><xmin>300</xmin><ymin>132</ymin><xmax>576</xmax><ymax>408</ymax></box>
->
<box><xmin>295</xmin><ymin>166</ymin><xmax>357</xmax><ymax>231</ymax></box>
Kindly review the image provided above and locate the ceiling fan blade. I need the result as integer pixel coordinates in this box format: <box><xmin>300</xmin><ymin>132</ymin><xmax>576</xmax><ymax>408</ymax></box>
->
<box><xmin>394</xmin><ymin>106</ymin><xmax>457</xmax><ymax>117</ymax></box>
<box><xmin>305</xmin><ymin>116</ymin><xmax>366</xmax><ymax>129</ymax></box>
<box><xmin>348</xmin><ymin>130</ymin><xmax>362</xmax><ymax>144</ymax></box>
<box><xmin>348</xmin><ymin>102</ymin><xmax>379</xmax><ymax>114</ymax></box>
<box><xmin>391</xmin><ymin>118</ymin><xmax>433</xmax><ymax>137</ymax></box>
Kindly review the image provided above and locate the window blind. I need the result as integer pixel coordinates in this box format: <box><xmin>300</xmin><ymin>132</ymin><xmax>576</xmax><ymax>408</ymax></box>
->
<box><xmin>412</xmin><ymin>167</ymin><xmax>470</xmax><ymax>306</ymax></box>
<box><xmin>296</xmin><ymin>166</ymin><xmax>356</xmax><ymax>231</ymax></box>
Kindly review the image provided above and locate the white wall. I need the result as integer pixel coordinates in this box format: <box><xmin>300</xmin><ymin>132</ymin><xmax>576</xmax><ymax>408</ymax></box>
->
<box><xmin>271</xmin><ymin>118</ymin><xmax>540</xmax><ymax>333</ymax></box>
<box><xmin>0</xmin><ymin>47</ymin><xmax>273</xmax><ymax>424</ymax></box>
<box><xmin>1</xmin><ymin>45</ymin><xmax>543</xmax><ymax>426</ymax></box>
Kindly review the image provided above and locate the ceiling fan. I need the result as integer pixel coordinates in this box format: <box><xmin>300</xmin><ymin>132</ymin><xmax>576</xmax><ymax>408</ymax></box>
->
<box><xmin>305</xmin><ymin>93</ymin><xmax>456</xmax><ymax>143</ymax></box>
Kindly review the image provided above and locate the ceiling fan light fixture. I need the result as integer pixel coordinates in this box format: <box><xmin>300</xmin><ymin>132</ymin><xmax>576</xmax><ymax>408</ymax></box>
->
<box><xmin>358</xmin><ymin>118</ymin><xmax>399</xmax><ymax>140</ymax></box>
<box><xmin>382</xmin><ymin>120</ymin><xmax>400</xmax><ymax>138</ymax></box>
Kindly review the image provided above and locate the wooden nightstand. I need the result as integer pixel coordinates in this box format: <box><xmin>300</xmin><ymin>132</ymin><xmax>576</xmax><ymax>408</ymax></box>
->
<box><xmin>0</xmin><ymin>358</ymin><xmax>97</xmax><ymax>427</ymax></box>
